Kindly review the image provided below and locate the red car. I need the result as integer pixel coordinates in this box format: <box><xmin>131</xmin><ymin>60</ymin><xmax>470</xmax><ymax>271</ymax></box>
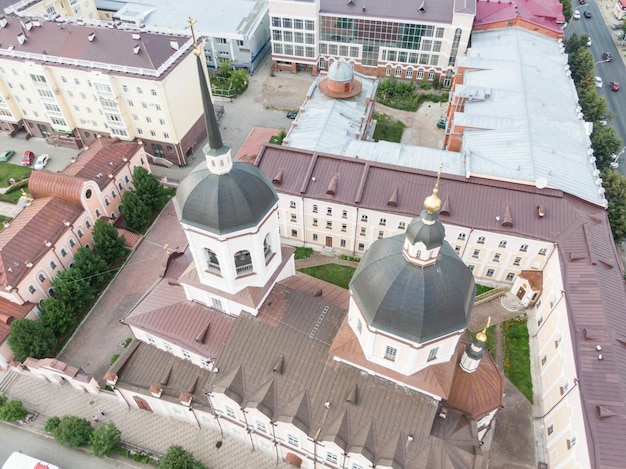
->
<box><xmin>21</xmin><ymin>150</ymin><xmax>34</xmax><ymax>166</ymax></box>
<box><xmin>610</xmin><ymin>81</ymin><xmax>620</xmax><ymax>91</ymax></box>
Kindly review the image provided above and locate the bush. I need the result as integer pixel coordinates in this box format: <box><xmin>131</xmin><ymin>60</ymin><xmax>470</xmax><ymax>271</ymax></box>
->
<box><xmin>110</xmin><ymin>353</ymin><xmax>120</xmax><ymax>365</ymax></box>
<box><xmin>45</xmin><ymin>416</ymin><xmax>61</xmax><ymax>433</ymax></box>
<box><xmin>159</xmin><ymin>445</ymin><xmax>207</xmax><ymax>469</ymax></box>
<box><xmin>0</xmin><ymin>398</ymin><xmax>27</xmax><ymax>421</ymax></box>
<box><xmin>294</xmin><ymin>247</ymin><xmax>313</xmax><ymax>260</ymax></box>
<box><xmin>50</xmin><ymin>415</ymin><xmax>93</xmax><ymax>448</ymax></box>
<box><xmin>90</xmin><ymin>421</ymin><xmax>122</xmax><ymax>457</ymax></box>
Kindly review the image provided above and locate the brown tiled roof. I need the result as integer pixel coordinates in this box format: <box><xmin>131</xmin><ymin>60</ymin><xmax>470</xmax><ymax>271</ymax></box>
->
<box><xmin>519</xmin><ymin>270</ymin><xmax>543</xmax><ymax>292</ymax></box>
<box><xmin>29</xmin><ymin>171</ymin><xmax>85</xmax><ymax>207</ymax></box>
<box><xmin>254</xmin><ymin>144</ymin><xmax>626</xmax><ymax>467</ymax></box>
<box><xmin>445</xmin><ymin>340</ymin><xmax>504</xmax><ymax>419</ymax></box>
<box><xmin>207</xmin><ymin>284</ymin><xmax>482</xmax><ymax>467</ymax></box>
<box><xmin>124</xmin><ymin>300</ymin><xmax>236</xmax><ymax>359</ymax></box>
<box><xmin>0</xmin><ymin>16</ymin><xmax>192</xmax><ymax>79</ymax></box>
<box><xmin>0</xmin><ymin>197</ymin><xmax>82</xmax><ymax>288</ymax></box>
<box><xmin>0</xmin><ymin>299</ymin><xmax>35</xmax><ymax>346</ymax></box>
<box><xmin>108</xmin><ymin>341</ymin><xmax>211</xmax><ymax>409</ymax></box>
<box><xmin>63</xmin><ymin>138</ymin><xmax>140</xmax><ymax>189</ymax></box>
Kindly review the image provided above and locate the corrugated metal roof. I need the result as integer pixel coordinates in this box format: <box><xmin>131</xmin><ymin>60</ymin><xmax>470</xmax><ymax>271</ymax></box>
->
<box><xmin>207</xmin><ymin>284</ymin><xmax>483</xmax><ymax>467</ymax></box>
<box><xmin>284</xmin><ymin>71</ymin><xmax>377</xmax><ymax>155</ymax></box>
<box><xmin>117</xmin><ymin>0</ymin><xmax>268</xmax><ymax>36</ymax></box>
<box><xmin>456</xmin><ymin>28</ymin><xmax>603</xmax><ymax>206</ymax></box>
<box><xmin>254</xmin><ymin>144</ymin><xmax>626</xmax><ymax>468</ymax></box>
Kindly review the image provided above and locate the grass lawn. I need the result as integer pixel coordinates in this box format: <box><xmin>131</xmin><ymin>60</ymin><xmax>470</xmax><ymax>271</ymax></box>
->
<box><xmin>373</xmin><ymin>113</ymin><xmax>405</xmax><ymax>143</ymax></box>
<box><xmin>0</xmin><ymin>162</ymin><xmax>31</xmax><ymax>186</ymax></box>
<box><xmin>294</xmin><ymin>247</ymin><xmax>313</xmax><ymax>260</ymax></box>
<box><xmin>476</xmin><ymin>284</ymin><xmax>494</xmax><ymax>296</ymax></box>
<box><xmin>298</xmin><ymin>264</ymin><xmax>356</xmax><ymax>289</ymax></box>
<box><xmin>0</xmin><ymin>214</ymin><xmax>11</xmax><ymax>229</ymax></box>
<box><xmin>503</xmin><ymin>318</ymin><xmax>533</xmax><ymax>402</ymax></box>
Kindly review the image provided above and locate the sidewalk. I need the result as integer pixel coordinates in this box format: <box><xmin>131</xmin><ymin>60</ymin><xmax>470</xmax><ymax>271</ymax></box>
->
<box><xmin>0</xmin><ymin>369</ymin><xmax>289</xmax><ymax>469</ymax></box>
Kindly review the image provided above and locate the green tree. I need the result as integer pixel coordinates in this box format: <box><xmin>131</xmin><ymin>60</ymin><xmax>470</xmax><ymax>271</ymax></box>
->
<box><xmin>591</xmin><ymin>126</ymin><xmax>622</xmax><ymax>171</ymax></box>
<box><xmin>219</xmin><ymin>59</ymin><xmax>232</xmax><ymax>78</ymax></box>
<box><xmin>122</xmin><ymin>190</ymin><xmax>151</xmax><ymax>232</ymax></box>
<box><xmin>602</xmin><ymin>169</ymin><xmax>626</xmax><ymax>242</ymax></box>
<box><xmin>0</xmin><ymin>398</ymin><xmax>27</xmax><ymax>421</ymax></box>
<box><xmin>51</xmin><ymin>268</ymin><xmax>92</xmax><ymax>311</ymax></box>
<box><xmin>0</xmin><ymin>394</ymin><xmax>6</xmax><ymax>407</ymax></box>
<box><xmin>40</xmin><ymin>298</ymin><xmax>75</xmax><ymax>336</ymax></box>
<box><xmin>92</xmin><ymin>219</ymin><xmax>126</xmax><ymax>265</ymax></box>
<box><xmin>159</xmin><ymin>445</ymin><xmax>207</xmax><ymax>469</ymax></box>
<box><xmin>578</xmin><ymin>88</ymin><xmax>608</xmax><ymax>124</ymax></box>
<box><xmin>133</xmin><ymin>166</ymin><xmax>167</xmax><ymax>211</ymax></box>
<box><xmin>560</xmin><ymin>0</ymin><xmax>572</xmax><ymax>22</ymax></box>
<box><xmin>45</xmin><ymin>416</ymin><xmax>61</xmax><ymax>433</ymax></box>
<box><xmin>73</xmin><ymin>247</ymin><xmax>110</xmax><ymax>288</ymax></box>
<box><xmin>51</xmin><ymin>415</ymin><xmax>93</xmax><ymax>448</ymax></box>
<box><xmin>7</xmin><ymin>319</ymin><xmax>56</xmax><ymax>362</ymax></box>
<box><xmin>229</xmin><ymin>69</ymin><xmax>248</xmax><ymax>95</ymax></box>
<box><xmin>89</xmin><ymin>421</ymin><xmax>121</xmax><ymax>457</ymax></box>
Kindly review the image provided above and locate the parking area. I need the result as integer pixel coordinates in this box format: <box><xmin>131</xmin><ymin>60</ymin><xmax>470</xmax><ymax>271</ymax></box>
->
<box><xmin>0</xmin><ymin>132</ymin><xmax>80</xmax><ymax>173</ymax></box>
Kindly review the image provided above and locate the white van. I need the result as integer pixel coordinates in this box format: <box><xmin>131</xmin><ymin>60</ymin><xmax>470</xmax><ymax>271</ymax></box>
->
<box><xmin>2</xmin><ymin>452</ymin><xmax>61</xmax><ymax>469</ymax></box>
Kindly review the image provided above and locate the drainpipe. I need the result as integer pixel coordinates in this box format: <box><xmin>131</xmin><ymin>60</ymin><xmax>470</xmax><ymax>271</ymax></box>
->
<box><xmin>313</xmin><ymin>427</ymin><xmax>321</xmax><ymax>468</ymax></box>
<box><xmin>542</xmin><ymin>378</ymin><xmax>579</xmax><ymax>419</ymax></box>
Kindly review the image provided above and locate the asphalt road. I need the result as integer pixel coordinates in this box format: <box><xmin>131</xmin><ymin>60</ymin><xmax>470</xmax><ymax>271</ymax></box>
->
<box><xmin>0</xmin><ymin>422</ymin><xmax>146</xmax><ymax>468</ymax></box>
<box><xmin>568</xmin><ymin>0</ymin><xmax>626</xmax><ymax>173</ymax></box>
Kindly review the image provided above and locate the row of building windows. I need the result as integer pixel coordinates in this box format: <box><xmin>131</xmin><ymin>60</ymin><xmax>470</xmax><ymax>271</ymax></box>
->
<box><xmin>383</xmin><ymin>345</ymin><xmax>438</xmax><ymax>362</ymax></box>
<box><xmin>271</xmin><ymin>17</ymin><xmax>315</xmax><ymax>31</ymax></box>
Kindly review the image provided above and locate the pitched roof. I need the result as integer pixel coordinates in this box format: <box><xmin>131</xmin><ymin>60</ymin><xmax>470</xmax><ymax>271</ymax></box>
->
<box><xmin>107</xmin><ymin>341</ymin><xmax>212</xmax><ymax>408</ymax></box>
<box><xmin>253</xmin><ymin>144</ymin><xmax>626</xmax><ymax>468</ymax></box>
<box><xmin>63</xmin><ymin>138</ymin><xmax>141</xmax><ymax>189</ymax></box>
<box><xmin>0</xmin><ymin>197</ymin><xmax>82</xmax><ymax>288</ymax></box>
<box><xmin>0</xmin><ymin>299</ymin><xmax>34</xmax><ymax>346</ymax></box>
<box><xmin>474</xmin><ymin>0</ymin><xmax>564</xmax><ymax>35</ymax></box>
<box><xmin>207</xmin><ymin>283</ymin><xmax>484</xmax><ymax>467</ymax></box>
<box><xmin>0</xmin><ymin>15</ymin><xmax>193</xmax><ymax>79</ymax></box>
<box><xmin>319</xmin><ymin>0</ymin><xmax>475</xmax><ymax>23</ymax></box>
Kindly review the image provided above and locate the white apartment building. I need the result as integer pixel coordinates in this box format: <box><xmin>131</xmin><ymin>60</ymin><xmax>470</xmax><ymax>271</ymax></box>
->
<box><xmin>0</xmin><ymin>14</ymin><xmax>208</xmax><ymax>166</ymax></box>
<box><xmin>6</xmin><ymin>0</ymin><xmax>99</xmax><ymax>20</ymax></box>
<box><xmin>269</xmin><ymin>0</ymin><xmax>475</xmax><ymax>85</ymax></box>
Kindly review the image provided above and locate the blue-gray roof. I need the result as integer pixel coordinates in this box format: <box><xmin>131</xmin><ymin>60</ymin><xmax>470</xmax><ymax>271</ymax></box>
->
<box><xmin>350</xmin><ymin>234</ymin><xmax>475</xmax><ymax>344</ymax></box>
<box><xmin>174</xmin><ymin>162</ymin><xmax>278</xmax><ymax>235</ymax></box>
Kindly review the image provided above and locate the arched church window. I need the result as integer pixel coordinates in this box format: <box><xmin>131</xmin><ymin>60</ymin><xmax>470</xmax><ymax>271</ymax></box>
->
<box><xmin>264</xmin><ymin>234</ymin><xmax>273</xmax><ymax>264</ymax></box>
<box><xmin>206</xmin><ymin>248</ymin><xmax>221</xmax><ymax>273</ymax></box>
<box><xmin>234</xmin><ymin>250</ymin><xmax>253</xmax><ymax>276</ymax></box>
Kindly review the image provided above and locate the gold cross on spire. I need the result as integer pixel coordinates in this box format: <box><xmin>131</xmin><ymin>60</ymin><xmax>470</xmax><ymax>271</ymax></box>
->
<box><xmin>423</xmin><ymin>163</ymin><xmax>443</xmax><ymax>213</ymax></box>
<box><xmin>186</xmin><ymin>17</ymin><xmax>202</xmax><ymax>56</ymax></box>
<box><xmin>476</xmin><ymin>316</ymin><xmax>491</xmax><ymax>343</ymax></box>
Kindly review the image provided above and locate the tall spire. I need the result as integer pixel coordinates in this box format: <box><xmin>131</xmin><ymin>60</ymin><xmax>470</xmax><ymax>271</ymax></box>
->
<box><xmin>187</xmin><ymin>17</ymin><xmax>223</xmax><ymax>152</ymax></box>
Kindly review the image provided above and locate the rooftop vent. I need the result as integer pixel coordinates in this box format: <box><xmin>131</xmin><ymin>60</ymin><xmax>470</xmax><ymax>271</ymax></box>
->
<box><xmin>133</xmin><ymin>44</ymin><xmax>141</xmax><ymax>54</ymax></box>
<box><xmin>132</xmin><ymin>33</ymin><xmax>141</xmax><ymax>40</ymax></box>
<box><xmin>23</xmin><ymin>20</ymin><xmax>32</xmax><ymax>31</ymax></box>
<box><xmin>32</xmin><ymin>19</ymin><xmax>41</xmax><ymax>27</ymax></box>
<box><xmin>0</xmin><ymin>17</ymin><xmax>7</xmax><ymax>28</ymax></box>
<box><xmin>16</xmin><ymin>33</ymin><xmax>26</xmax><ymax>45</ymax></box>
<box><xmin>88</xmin><ymin>32</ymin><xmax>95</xmax><ymax>42</ymax></box>
<box><xmin>169</xmin><ymin>40</ymin><xmax>179</xmax><ymax>50</ymax></box>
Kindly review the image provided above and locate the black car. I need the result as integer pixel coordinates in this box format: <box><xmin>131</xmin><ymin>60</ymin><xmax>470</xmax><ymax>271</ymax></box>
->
<box><xmin>584</xmin><ymin>11</ymin><xmax>592</xmax><ymax>18</ymax></box>
<box><xmin>286</xmin><ymin>111</ymin><xmax>297</xmax><ymax>119</ymax></box>
<box><xmin>603</xmin><ymin>52</ymin><xmax>614</xmax><ymax>62</ymax></box>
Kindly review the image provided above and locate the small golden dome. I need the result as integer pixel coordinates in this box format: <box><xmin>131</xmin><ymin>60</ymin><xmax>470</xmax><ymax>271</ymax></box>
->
<box><xmin>476</xmin><ymin>331</ymin><xmax>487</xmax><ymax>343</ymax></box>
<box><xmin>423</xmin><ymin>188</ymin><xmax>441</xmax><ymax>213</ymax></box>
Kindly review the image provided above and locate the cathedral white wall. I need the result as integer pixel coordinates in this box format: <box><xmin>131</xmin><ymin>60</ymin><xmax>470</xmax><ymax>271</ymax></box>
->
<box><xmin>348</xmin><ymin>299</ymin><xmax>460</xmax><ymax>379</ymax></box>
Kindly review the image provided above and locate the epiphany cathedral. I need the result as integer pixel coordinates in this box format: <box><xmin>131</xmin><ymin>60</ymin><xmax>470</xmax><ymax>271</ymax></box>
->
<box><xmin>113</xmin><ymin>39</ymin><xmax>503</xmax><ymax>469</ymax></box>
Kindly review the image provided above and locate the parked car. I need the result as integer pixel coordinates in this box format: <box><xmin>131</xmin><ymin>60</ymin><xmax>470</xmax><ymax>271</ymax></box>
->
<box><xmin>602</xmin><ymin>52</ymin><xmax>613</xmax><ymax>62</ymax></box>
<box><xmin>21</xmin><ymin>150</ymin><xmax>34</xmax><ymax>166</ymax></box>
<box><xmin>610</xmin><ymin>81</ymin><xmax>620</xmax><ymax>91</ymax></box>
<box><xmin>595</xmin><ymin>76</ymin><xmax>603</xmax><ymax>88</ymax></box>
<box><xmin>574</xmin><ymin>10</ymin><xmax>581</xmax><ymax>20</ymax></box>
<box><xmin>584</xmin><ymin>11</ymin><xmax>592</xmax><ymax>19</ymax></box>
<box><xmin>0</xmin><ymin>150</ymin><xmax>15</xmax><ymax>162</ymax></box>
<box><xmin>34</xmin><ymin>153</ymin><xmax>49</xmax><ymax>170</ymax></box>
<box><xmin>586</xmin><ymin>37</ymin><xmax>592</xmax><ymax>47</ymax></box>
<box><xmin>578</xmin><ymin>0</ymin><xmax>586</xmax><ymax>4</ymax></box>
<box><xmin>286</xmin><ymin>111</ymin><xmax>297</xmax><ymax>119</ymax></box>
<box><xmin>611</xmin><ymin>22</ymin><xmax>622</xmax><ymax>30</ymax></box>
